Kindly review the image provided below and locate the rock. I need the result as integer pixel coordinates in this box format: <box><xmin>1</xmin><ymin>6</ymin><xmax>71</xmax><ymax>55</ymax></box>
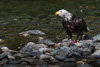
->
<box><xmin>95</xmin><ymin>45</ymin><xmax>100</xmax><ymax>50</ymax></box>
<box><xmin>59</xmin><ymin>62</ymin><xmax>76</xmax><ymax>67</ymax></box>
<box><xmin>62</xmin><ymin>38</ymin><xmax>69</xmax><ymax>42</ymax></box>
<box><xmin>82</xmin><ymin>35</ymin><xmax>93</xmax><ymax>40</ymax></box>
<box><xmin>49</xmin><ymin>48</ymin><xmax>59</xmax><ymax>56</ymax></box>
<box><xmin>68</xmin><ymin>52</ymin><xmax>81</xmax><ymax>58</ymax></box>
<box><xmin>21</xmin><ymin>42</ymin><xmax>49</xmax><ymax>53</ymax></box>
<box><xmin>21</xmin><ymin>62</ymin><xmax>28</xmax><ymax>65</ymax></box>
<box><xmin>21</xmin><ymin>57</ymin><xmax>35</xmax><ymax>64</ymax></box>
<box><xmin>19</xmin><ymin>30</ymin><xmax>45</xmax><ymax>36</ymax></box>
<box><xmin>0</xmin><ymin>39</ymin><xmax>4</xmax><ymax>43</ymax></box>
<box><xmin>8</xmin><ymin>59</ymin><xmax>21</xmax><ymax>64</ymax></box>
<box><xmin>76</xmin><ymin>61</ymin><xmax>84</xmax><ymax>65</ymax></box>
<box><xmin>92</xmin><ymin>50</ymin><xmax>100</xmax><ymax>56</ymax></box>
<box><xmin>75</xmin><ymin>43</ymin><xmax>83</xmax><ymax>47</ymax></box>
<box><xmin>49</xmin><ymin>65</ymin><xmax>60</xmax><ymax>67</ymax></box>
<box><xmin>70</xmin><ymin>45</ymin><xmax>79</xmax><ymax>51</ymax></box>
<box><xmin>0</xmin><ymin>47</ymin><xmax>17</xmax><ymax>54</ymax></box>
<box><xmin>40</xmin><ymin>55</ymin><xmax>53</xmax><ymax>60</ymax></box>
<box><xmin>64</xmin><ymin>58</ymin><xmax>76</xmax><ymax>62</ymax></box>
<box><xmin>20</xmin><ymin>42</ymin><xmax>36</xmax><ymax>52</ymax></box>
<box><xmin>54</xmin><ymin>43</ymin><xmax>61</xmax><ymax>48</ymax></box>
<box><xmin>0</xmin><ymin>58</ymin><xmax>8</xmax><ymax>64</ymax></box>
<box><xmin>51</xmin><ymin>59</ymin><xmax>59</xmax><ymax>63</ymax></box>
<box><xmin>21</xmin><ymin>57</ymin><xmax>45</xmax><ymax>65</ymax></box>
<box><xmin>38</xmin><ymin>39</ymin><xmax>55</xmax><ymax>46</ymax></box>
<box><xmin>93</xmin><ymin>34</ymin><xmax>100</xmax><ymax>42</ymax></box>
<box><xmin>77</xmin><ymin>63</ymin><xmax>93</xmax><ymax>67</ymax></box>
<box><xmin>61</xmin><ymin>39</ymin><xmax>71</xmax><ymax>47</ymax></box>
<box><xmin>60</xmin><ymin>46</ymin><xmax>70</xmax><ymax>51</ymax></box>
<box><xmin>39</xmin><ymin>48</ymin><xmax>48</xmax><ymax>53</ymax></box>
<box><xmin>36</xmin><ymin>64</ymin><xmax>49</xmax><ymax>67</ymax></box>
<box><xmin>1</xmin><ymin>47</ymin><xmax>10</xmax><ymax>52</ymax></box>
<box><xmin>60</xmin><ymin>46</ymin><xmax>71</xmax><ymax>55</ymax></box>
<box><xmin>25</xmin><ymin>51</ymin><xmax>40</xmax><ymax>58</ymax></box>
<box><xmin>55</xmin><ymin>55</ymin><xmax>66</xmax><ymax>61</ymax></box>
<box><xmin>19</xmin><ymin>33</ymin><xmax>30</xmax><ymax>37</ymax></box>
<box><xmin>80</xmin><ymin>40</ymin><xmax>94</xmax><ymax>45</ymax></box>
<box><xmin>0</xmin><ymin>54</ymin><xmax>8</xmax><ymax>60</ymax></box>
<box><xmin>3</xmin><ymin>65</ymin><xmax>25</xmax><ymax>67</ymax></box>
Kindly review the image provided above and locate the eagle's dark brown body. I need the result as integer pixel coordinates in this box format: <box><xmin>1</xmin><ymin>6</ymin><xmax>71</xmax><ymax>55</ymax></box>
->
<box><xmin>62</xmin><ymin>15</ymin><xmax>88</xmax><ymax>41</ymax></box>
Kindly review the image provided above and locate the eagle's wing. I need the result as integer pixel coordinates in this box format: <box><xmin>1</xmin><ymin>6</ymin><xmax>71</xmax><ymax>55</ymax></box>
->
<box><xmin>75</xmin><ymin>17</ymin><xmax>87</xmax><ymax>32</ymax></box>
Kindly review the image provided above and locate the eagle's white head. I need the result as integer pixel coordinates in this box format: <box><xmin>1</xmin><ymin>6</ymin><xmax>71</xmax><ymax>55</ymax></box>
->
<box><xmin>55</xmin><ymin>9</ymin><xmax>73</xmax><ymax>21</ymax></box>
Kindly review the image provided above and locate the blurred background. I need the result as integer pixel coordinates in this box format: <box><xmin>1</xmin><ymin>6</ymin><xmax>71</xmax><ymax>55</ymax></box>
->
<box><xmin>0</xmin><ymin>0</ymin><xmax>100</xmax><ymax>50</ymax></box>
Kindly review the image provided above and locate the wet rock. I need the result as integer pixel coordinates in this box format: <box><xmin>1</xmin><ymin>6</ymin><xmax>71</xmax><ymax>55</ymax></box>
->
<box><xmin>21</xmin><ymin>57</ymin><xmax>35</xmax><ymax>64</ymax></box>
<box><xmin>93</xmin><ymin>34</ymin><xmax>100</xmax><ymax>42</ymax></box>
<box><xmin>25</xmin><ymin>51</ymin><xmax>40</xmax><ymax>58</ymax></box>
<box><xmin>8</xmin><ymin>59</ymin><xmax>21</xmax><ymax>64</ymax></box>
<box><xmin>0</xmin><ymin>58</ymin><xmax>8</xmax><ymax>64</ymax></box>
<box><xmin>38</xmin><ymin>39</ymin><xmax>55</xmax><ymax>46</ymax></box>
<box><xmin>59</xmin><ymin>62</ymin><xmax>76</xmax><ymax>67</ymax></box>
<box><xmin>80</xmin><ymin>40</ymin><xmax>94</xmax><ymax>45</ymax></box>
<box><xmin>3</xmin><ymin>65</ymin><xmax>25</xmax><ymax>67</ymax></box>
<box><xmin>61</xmin><ymin>39</ymin><xmax>71</xmax><ymax>47</ymax></box>
<box><xmin>40</xmin><ymin>55</ymin><xmax>54</xmax><ymax>60</ymax></box>
<box><xmin>54</xmin><ymin>43</ymin><xmax>61</xmax><ymax>48</ymax></box>
<box><xmin>36</xmin><ymin>64</ymin><xmax>49</xmax><ymax>67</ymax></box>
<box><xmin>0</xmin><ymin>54</ymin><xmax>8</xmax><ymax>60</ymax></box>
<box><xmin>75</xmin><ymin>43</ymin><xmax>83</xmax><ymax>47</ymax></box>
<box><xmin>21</xmin><ymin>57</ymin><xmax>45</xmax><ymax>65</ymax></box>
<box><xmin>76</xmin><ymin>61</ymin><xmax>84</xmax><ymax>65</ymax></box>
<box><xmin>39</xmin><ymin>48</ymin><xmax>48</xmax><ymax>53</ymax></box>
<box><xmin>19</xmin><ymin>30</ymin><xmax>45</xmax><ymax>36</ymax></box>
<box><xmin>62</xmin><ymin>38</ymin><xmax>69</xmax><ymax>42</ymax></box>
<box><xmin>21</xmin><ymin>62</ymin><xmax>28</xmax><ymax>65</ymax></box>
<box><xmin>51</xmin><ymin>59</ymin><xmax>59</xmax><ymax>63</ymax></box>
<box><xmin>95</xmin><ymin>45</ymin><xmax>100</xmax><ymax>50</ymax></box>
<box><xmin>68</xmin><ymin>52</ymin><xmax>81</xmax><ymax>58</ymax></box>
<box><xmin>21</xmin><ymin>42</ymin><xmax>49</xmax><ymax>53</ymax></box>
<box><xmin>82</xmin><ymin>35</ymin><xmax>93</xmax><ymax>40</ymax></box>
<box><xmin>77</xmin><ymin>63</ymin><xmax>93</xmax><ymax>67</ymax></box>
<box><xmin>55</xmin><ymin>55</ymin><xmax>66</xmax><ymax>61</ymax></box>
<box><xmin>0</xmin><ymin>39</ymin><xmax>4</xmax><ymax>43</ymax></box>
<box><xmin>19</xmin><ymin>33</ymin><xmax>30</xmax><ymax>37</ymax></box>
<box><xmin>92</xmin><ymin>50</ymin><xmax>100</xmax><ymax>56</ymax></box>
<box><xmin>49</xmin><ymin>65</ymin><xmax>60</xmax><ymax>67</ymax></box>
<box><xmin>1</xmin><ymin>47</ymin><xmax>17</xmax><ymax>54</ymax></box>
<box><xmin>60</xmin><ymin>46</ymin><xmax>70</xmax><ymax>51</ymax></box>
<box><xmin>49</xmin><ymin>48</ymin><xmax>59</xmax><ymax>56</ymax></box>
<box><xmin>60</xmin><ymin>46</ymin><xmax>71</xmax><ymax>55</ymax></box>
<box><xmin>1</xmin><ymin>47</ymin><xmax>11</xmax><ymax>52</ymax></box>
<box><xmin>70</xmin><ymin>45</ymin><xmax>79</xmax><ymax>51</ymax></box>
<box><xmin>64</xmin><ymin>58</ymin><xmax>76</xmax><ymax>62</ymax></box>
<box><xmin>20</xmin><ymin>42</ymin><xmax>37</xmax><ymax>52</ymax></box>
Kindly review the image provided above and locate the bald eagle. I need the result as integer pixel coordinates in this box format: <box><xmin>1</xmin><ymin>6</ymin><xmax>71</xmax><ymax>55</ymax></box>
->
<box><xmin>55</xmin><ymin>9</ymin><xmax>88</xmax><ymax>43</ymax></box>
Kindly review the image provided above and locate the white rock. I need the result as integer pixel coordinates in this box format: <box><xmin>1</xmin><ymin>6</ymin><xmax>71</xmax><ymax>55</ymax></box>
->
<box><xmin>92</xmin><ymin>50</ymin><xmax>100</xmax><ymax>56</ymax></box>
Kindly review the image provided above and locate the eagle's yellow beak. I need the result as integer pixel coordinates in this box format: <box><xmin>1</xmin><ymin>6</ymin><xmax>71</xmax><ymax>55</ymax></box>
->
<box><xmin>55</xmin><ymin>12</ymin><xmax>61</xmax><ymax>15</ymax></box>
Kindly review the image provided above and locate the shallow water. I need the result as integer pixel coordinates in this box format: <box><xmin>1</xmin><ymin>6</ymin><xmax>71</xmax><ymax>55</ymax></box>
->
<box><xmin>0</xmin><ymin>0</ymin><xmax>100</xmax><ymax>50</ymax></box>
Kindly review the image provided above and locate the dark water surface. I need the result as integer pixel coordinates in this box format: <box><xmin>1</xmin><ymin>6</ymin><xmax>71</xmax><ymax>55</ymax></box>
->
<box><xmin>0</xmin><ymin>0</ymin><xmax>100</xmax><ymax>50</ymax></box>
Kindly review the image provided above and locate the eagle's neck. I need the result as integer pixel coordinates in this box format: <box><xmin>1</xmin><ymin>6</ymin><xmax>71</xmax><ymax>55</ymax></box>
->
<box><xmin>64</xmin><ymin>14</ymin><xmax>73</xmax><ymax>21</ymax></box>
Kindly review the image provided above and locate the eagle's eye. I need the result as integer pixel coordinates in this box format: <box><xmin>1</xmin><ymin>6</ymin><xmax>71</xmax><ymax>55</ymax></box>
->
<box><xmin>60</xmin><ymin>11</ymin><xmax>62</xmax><ymax>13</ymax></box>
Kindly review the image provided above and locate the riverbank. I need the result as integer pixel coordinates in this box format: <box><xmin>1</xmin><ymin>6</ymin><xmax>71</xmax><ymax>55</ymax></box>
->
<box><xmin>0</xmin><ymin>31</ymin><xmax>100</xmax><ymax>67</ymax></box>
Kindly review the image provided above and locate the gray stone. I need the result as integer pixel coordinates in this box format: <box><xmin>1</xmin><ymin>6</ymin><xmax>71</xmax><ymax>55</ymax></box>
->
<box><xmin>38</xmin><ymin>39</ymin><xmax>55</xmax><ymax>46</ymax></box>
<box><xmin>92</xmin><ymin>50</ymin><xmax>100</xmax><ymax>56</ymax></box>
<box><xmin>55</xmin><ymin>55</ymin><xmax>66</xmax><ymax>61</ymax></box>
<box><xmin>19</xmin><ymin>30</ymin><xmax>45</xmax><ymax>36</ymax></box>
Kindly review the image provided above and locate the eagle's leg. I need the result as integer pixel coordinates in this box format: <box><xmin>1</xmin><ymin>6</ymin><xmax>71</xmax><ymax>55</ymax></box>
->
<box><xmin>77</xmin><ymin>31</ymin><xmax>83</xmax><ymax>43</ymax></box>
<box><xmin>67</xmin><ymin>32</ymin><xmax>72</xmax><ymax>43</ymax></box>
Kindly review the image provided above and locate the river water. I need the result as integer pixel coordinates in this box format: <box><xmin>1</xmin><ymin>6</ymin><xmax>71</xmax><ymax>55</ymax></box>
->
<box><xmin>0</xmin><ymin>0</ymin><xmax>100</xmax><ymax>50</ymax></box>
